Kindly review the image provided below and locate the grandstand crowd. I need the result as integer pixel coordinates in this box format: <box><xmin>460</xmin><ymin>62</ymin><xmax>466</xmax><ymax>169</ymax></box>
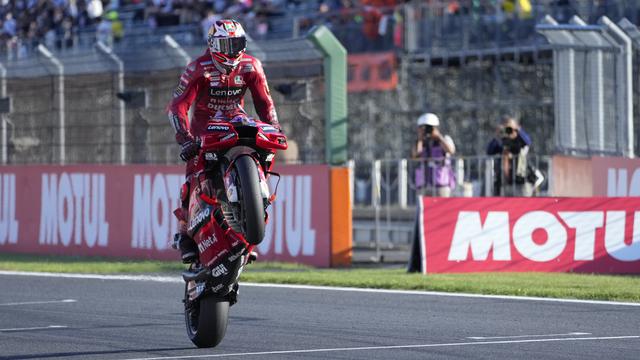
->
<box><xmin>0</xmin><ymin>0</ymin><xmax>636</xmax><ymax>58</ymax></box>
<box><xmin>0</xmin><ymin>0</ymin><xmax>407</xmax><ymax>58</ymax></box>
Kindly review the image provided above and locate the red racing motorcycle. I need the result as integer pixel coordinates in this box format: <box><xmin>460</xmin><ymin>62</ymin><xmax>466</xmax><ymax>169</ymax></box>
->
<box><xmin>177</xmin><ymin>116</ymin><xmax>286</xmax><ymax>348</ymax></box>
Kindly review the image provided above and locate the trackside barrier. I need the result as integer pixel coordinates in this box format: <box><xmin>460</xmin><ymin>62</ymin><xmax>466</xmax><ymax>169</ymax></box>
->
<box><xmin>412</xmin><ymin>196</ymin><xmax>640</xmax><ymax>274</ymax></box>
<box><xmin>0</xmin><ymin>165</ymin><xmax>352</xmax><ymax>268</ymax></box>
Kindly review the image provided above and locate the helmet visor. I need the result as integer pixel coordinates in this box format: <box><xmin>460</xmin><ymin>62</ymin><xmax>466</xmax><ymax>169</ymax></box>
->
<box><xmin>212</xmin><ymin>36</ymin><xmax>247</xmax><ymax>57</ymax></box>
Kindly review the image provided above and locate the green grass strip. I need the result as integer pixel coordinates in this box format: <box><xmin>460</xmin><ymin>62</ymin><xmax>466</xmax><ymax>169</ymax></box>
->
<box><xmin>1</xmin><ymin>253</ymin><xmax>639</xmax><ymax>303</ymax></box>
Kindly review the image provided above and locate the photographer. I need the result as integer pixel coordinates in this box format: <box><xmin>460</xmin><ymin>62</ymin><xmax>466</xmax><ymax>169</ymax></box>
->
<box><xmin>411</xmin><ymin>113</ymin><xmax>456</xmax><ymax>197</ymax></box>
<box><xmin>486</xmin><ymin>115</ymin><xmax>533</xmax><ymax>196</ymax></box>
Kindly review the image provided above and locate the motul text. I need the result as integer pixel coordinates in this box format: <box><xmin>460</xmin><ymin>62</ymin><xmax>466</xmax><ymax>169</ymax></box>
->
<box><xmin>421</xmin><ymin>197</ymin><xmax>640</xmax><ymax>273</ymax></box>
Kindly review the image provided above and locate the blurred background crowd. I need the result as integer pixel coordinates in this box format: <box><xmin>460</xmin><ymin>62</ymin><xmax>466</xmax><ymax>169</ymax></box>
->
<box><xmin>0</xmin><ymin>0</ymin><xmax>404</xmax><ymax>58</ymax></box>
<box><xmin>4</xmin><ymin>0</ymin><xmax>630</xmax><ymax>58</ymax></box>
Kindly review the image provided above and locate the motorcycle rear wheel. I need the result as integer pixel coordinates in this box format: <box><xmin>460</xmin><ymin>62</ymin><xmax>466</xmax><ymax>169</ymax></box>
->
<box><xmin>185</xmin><ymin>294</ymin><xmax>229</xmax><ymax>348</ymax></box>
<box><xmin>234</xmin><ymin>155</ymin><xmax>265</xmax><ymax>245</ymax></box>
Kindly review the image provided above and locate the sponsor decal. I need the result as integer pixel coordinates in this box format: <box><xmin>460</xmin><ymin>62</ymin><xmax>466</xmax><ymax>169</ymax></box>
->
<box><xmin>187</xmin><ymin>207</ymin><xmax>211</xmax><ymax>233</ymax></box>
<box><xmin>187</xmin><ymin>63</ymin><xmax>196</xmax><ymax>72</ymax></box>
<box><xmin>260</xmin><ymin>125</ymin><xmax>277</xmax><ymax>133</ymax></box>
<box><xmin>210</xmin><ymin>88</ymin><xmax>242</xmax><ymax>97</ymax></box>
<box><xmin>39</xmin><ymin>173</ymin><xmax>109</xmax><ymax>248</ymax></box>
<box><xmin>211</xmin><ymin>263</ymin><xmax>228</xmax><ymax>277</ymax></box>
<box><xmin>220</xmin><ymin>133</ymin><xmax>236</xmax><ymax>142</ymax></box>
<box><xmin>241</xmin><ymin>64</ymin><xmax>254</xmax><ymax>73</ymax></box>
<box><xmin>207</xmin><ymin>125</ymin><xmax>230</xmax><ymax>132</ymax></box>
<box><xmin>197</xmin><ymin>234</ymin><xmax>217</xmax><ymax>253</ymax></box>
<box><xmin>131</xmin><ymin>173</ymin><xmax>183</xmax><ymax>251</ymax></box>
<box><xmin>234</xmin><ymin>75</ymin><xmax>244</xmax><ymax>85</ymax></box>
<box><xmin>173</xmin><ymin>83</ymin><xmax>186</xmax><ymax>97</ymax></box>
<box><xmin>419</xmin><ymin>197</ymin><xmax>640</xmax><ymax>273</ymax></box>
<box><xmin>0</xmin><ymin>174</ymin><xmax>19</xmax><ymax>245</ymax></box>
<box><xmin>227</xmin><ymin>247</ymin><xmax>245</xmax><ymax>262</ymax></box>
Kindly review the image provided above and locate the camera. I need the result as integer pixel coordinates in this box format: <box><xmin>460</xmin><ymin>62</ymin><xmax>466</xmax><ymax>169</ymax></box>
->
<box><xmin>423</xmin><ymin>125</ymin><xmax>434</xmax><ymax>136</ymax></box>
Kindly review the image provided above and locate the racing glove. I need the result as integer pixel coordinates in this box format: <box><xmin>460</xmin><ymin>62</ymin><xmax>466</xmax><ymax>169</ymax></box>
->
<box><xmin>180</xmin><ymin>139</ymin><xmax>200</xmax><ymax>162</ymax></box>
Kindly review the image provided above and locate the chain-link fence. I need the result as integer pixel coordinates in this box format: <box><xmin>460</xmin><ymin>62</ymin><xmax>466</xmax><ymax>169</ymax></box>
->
<box><xmin>0</xmin><ymin>38</ymin><xmax>325</xmax><ymax>165</ymax></box>
<box><xmin>537</xmin><ymin>15</ymin><xmax>637</xmax><ymax>157</ymax></box>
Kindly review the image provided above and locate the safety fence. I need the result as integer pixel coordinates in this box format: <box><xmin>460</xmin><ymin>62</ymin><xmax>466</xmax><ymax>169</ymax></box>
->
<box><xmin>0</xmin><ymin>37</ymin><xmax>326</xmax><ymax>165</ymax></box>
<box><xmin>350</xmin><ymin>155</ymin><xmax>551</xmax><ymax>207</ymax></box>
<box><xmin>537</xmin><ymin>15</ymin><xmax>638</xmax><ymax>157</ymax></box>
<box><xmin>350</xmin><ymin>154</ymin><xmax>551</xmax><ymax>262</ymax></box>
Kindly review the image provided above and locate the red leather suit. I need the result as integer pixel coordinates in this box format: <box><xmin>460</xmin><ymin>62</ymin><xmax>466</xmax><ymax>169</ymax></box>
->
<box><xmin>167</xmin><ymin>50</ymin><xmax>279</xmax><ymax>149</ymax></box>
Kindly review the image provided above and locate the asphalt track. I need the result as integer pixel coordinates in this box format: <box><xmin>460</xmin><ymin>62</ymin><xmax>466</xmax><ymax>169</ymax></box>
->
<box><xmin>1</xmin><ymin>272</ymin><xmax>640</xmax><ymax>360</ymax></box>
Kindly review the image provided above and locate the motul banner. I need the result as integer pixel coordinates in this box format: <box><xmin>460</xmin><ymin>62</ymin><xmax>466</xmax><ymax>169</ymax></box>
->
<box><xmin>592</xmin><ymin>156</ymin><xmax>640</xmax><ymax>196</ymax></box>
<box><xmin>419</xmin><ymin>197</ymin><xmax>640</xmax><ymax>273</ymax></box>
<box><xmin>0</xmin><ymin>164</ymin><xmax>334</xmax><ymax>267</ymax></box>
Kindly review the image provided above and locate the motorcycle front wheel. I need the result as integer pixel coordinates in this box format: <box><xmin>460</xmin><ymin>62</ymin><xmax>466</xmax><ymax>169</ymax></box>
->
<box><xmin>234</xmin><ymin>155</ymin><xmax>265</xmax><ymax>245</ymax></box>
<box><xmin>185</xmin><ymin>292</ymin><xmax>229</xmax><ymax>348</ymax></box>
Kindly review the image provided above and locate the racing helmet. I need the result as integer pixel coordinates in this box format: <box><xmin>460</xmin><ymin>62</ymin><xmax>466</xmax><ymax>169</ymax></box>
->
<box><xmin>207</xmin><ymin>19</ymin><xmax>247</xmax><ymax>69</ymax></box>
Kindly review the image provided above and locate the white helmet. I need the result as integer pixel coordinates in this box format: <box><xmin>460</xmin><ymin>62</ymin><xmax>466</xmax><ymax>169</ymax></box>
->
<box><xmin>417</xmin><ymin>113</ymin><xmax>439</xmax><ymax>127</ymax></box>
<box><xmin>207</xmin><ymin>19</ymin><xmax>247</xmax><ymax>69</ymax></box>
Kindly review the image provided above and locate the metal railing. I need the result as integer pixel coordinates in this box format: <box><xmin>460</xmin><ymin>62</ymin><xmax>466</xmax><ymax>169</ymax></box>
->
<box><xmin>350</xmin><ymin>155</ymin><xmax>551</xmax><ymax>208</ymax></box>
<box><xmin>349</xmin><ymin>155</ymin><xmax>551</xmax><ymax>262</ymax></box>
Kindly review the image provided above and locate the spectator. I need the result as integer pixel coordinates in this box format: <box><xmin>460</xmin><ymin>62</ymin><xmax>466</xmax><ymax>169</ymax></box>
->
<box><xmin>106</xmin><ymin>10</ymin><xmax>124</xmax><ymax>43</ymax></box>
<box><xmin>486</xmin><ymin>115</ymin><xmax>533</xmax><ymax>197</ymax></box>
<box><xmin>411</xmin><ymin>112</ymin><xmax>456</xmax><ymax>197</ymax></box>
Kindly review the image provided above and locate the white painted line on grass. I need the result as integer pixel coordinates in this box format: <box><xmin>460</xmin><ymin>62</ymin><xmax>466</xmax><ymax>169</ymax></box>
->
<box><xmin>467</xmin><ymin>332</ymin><xmax>591</xmax><ymax>340</ymax></box>
<box><xmin>1</xmin><ymin>270</ymin><xmax>639</xmax><ymax>307</ymax></box>
<box><xmin>0</xmin><ymin>325</ymin><xmax>67</xmax><ymax>332</ymax></box>
<box><xmin>121</xmin><ymin>335</ymin><xmax>640</xmax><ymax>360</ymax></box>
<box><xmin>0</xmin><ymin>299</ymin><xmax>76</xmax><ymax>306</ymax></box>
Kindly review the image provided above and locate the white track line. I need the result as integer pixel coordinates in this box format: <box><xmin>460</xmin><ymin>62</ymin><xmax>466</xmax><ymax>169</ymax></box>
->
<box><xmin>467</xmin><ymin>332</ymin><xmax>591</xmax><ymax>340</ymax></box>
<box><xmin>121</xmin><ymin>335</ymin><xmax>640</xmax><ymax>360</ymax></box>
<box><xmin>0</xmin><ymin>325</ymin><xmax>67</xmax><ymax>332</ymax></box>
<box><xmin>0</xmin><ymin>299</ymin><xmax>76</xmax><ymax>306</ymax></box>
<box><xmin>1</xmin><ymin>270</ymin><xmax>639</xmax><ymax>307</ymax></box>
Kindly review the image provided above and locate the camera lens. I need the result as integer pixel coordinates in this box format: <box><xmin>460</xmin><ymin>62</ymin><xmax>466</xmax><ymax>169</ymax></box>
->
<box><xmin>505</xmin><ymin>127</ymin><xmax>514</xmax><ymax>134</ymax></box>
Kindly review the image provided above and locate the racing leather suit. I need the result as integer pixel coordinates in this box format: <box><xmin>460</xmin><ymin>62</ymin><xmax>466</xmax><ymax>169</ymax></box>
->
<box><xmin>168</xmin><ymin>50</ymin><xmax>279</xmax><ymax>160</ymax></box>
<box><xmin>167</xmin><ymin>50</ymin><xmax>279</xmax><ymax>261</ymax></box>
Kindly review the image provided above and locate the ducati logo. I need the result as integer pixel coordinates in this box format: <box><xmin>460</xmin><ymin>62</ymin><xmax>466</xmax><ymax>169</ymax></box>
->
<box><xmin>234</xmin><ymin>75</ymin><xmax>244</xmax><ymax>85</ymax></box>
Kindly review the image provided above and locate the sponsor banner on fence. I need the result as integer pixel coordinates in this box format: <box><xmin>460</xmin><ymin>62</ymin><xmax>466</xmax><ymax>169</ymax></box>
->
<box><xmin>348</xmin><ymin>52</ymin><xmax>398</xmax><ymax>92</ymax></box>
<box><xmin>592</xmin><ymin>156</ymin><xmax>640</xmax><ymax>196</ymax></box>
<box><xmin>420</xmin><ymin>197</ymin><xmax>640</xmax><ymax>273</ymax></box>
<box><xmin>0</xmin><ymin>164</ymin><xmax>332</xmax><ymax>267</ymax></box>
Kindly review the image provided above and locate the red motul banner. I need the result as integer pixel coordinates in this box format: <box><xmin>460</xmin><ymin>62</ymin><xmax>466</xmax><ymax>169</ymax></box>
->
<box><xmin>0</xmin><ymin>164</ymin><xmax>331</xmax><ymax>267</ymax></box>
<box><xmin>591</xmin><ymin>156</ymin><xmax>640</xmax><ymax>196</ymax></box>
<box><xmin>420</xmin><ymin>197</ymin><xmax>640</xmax><ymax>273</ymax></box>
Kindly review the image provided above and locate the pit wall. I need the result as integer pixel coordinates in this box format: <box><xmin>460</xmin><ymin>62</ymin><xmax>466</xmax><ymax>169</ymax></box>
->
<box><xmin>0</xmin><ymin>165</ymin><xmax>352</xmax><ymax>268</ymax></box>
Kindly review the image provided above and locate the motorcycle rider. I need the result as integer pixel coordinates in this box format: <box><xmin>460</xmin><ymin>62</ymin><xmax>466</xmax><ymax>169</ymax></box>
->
<box><xmin>167</xmin><ymin>19</ymin><xmax>280</xmax><ymax>262</ymax></box>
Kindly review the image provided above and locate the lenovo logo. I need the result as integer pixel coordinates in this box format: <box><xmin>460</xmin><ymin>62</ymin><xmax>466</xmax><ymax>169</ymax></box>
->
<box><xmin>210</xmin><ymin>88</ymin><xmax>242</xmax><ymax>97</ymax></box>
